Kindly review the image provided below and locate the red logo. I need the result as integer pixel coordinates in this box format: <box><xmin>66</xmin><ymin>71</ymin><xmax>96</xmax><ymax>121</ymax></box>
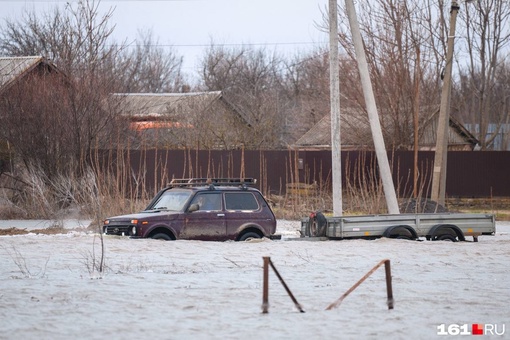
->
<box><xmin>472</xmin><ymin>324</ymin><xmax>484</xmax><ymax>335</ymax></box>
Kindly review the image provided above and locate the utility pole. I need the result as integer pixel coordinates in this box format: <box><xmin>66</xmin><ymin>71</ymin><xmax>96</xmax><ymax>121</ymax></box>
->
<box><xmin>431</xmin><ymin>1</ymin><xmax>460</xmax><ymax>206</ymax></box>
<box><xmin>329</xmin><ymin>0</ymin><xmax>342</xmax><ymax>216</ymax></box>
<box><xmin>344</xmin><ymin>0</ymin><xmax>400</xmax><ymax>214</ymax></box>
<box><xmin>413</xmin><ymin>48</ymin><xmax>421</xmax><ymax>198</ymax></box>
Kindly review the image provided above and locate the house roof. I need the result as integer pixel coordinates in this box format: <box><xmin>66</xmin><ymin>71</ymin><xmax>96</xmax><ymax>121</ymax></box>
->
<box><xmin>0</xmin><ymin>56</ymin><xmax>60</xmax><ymax>93</ymax></box>
<box><xmin>293</xmin><ymin>108</ymin><xmax>480</xmax><ymax>150</ymax></box>
<box><xmin>419</xmin><ymin>110</ymin><xmax>480</xmax><ymax>148</ymax></box>
<box><xmin>115</xmin><ymin>91</ymin><xmax>220</xmax><ymax>116</ymax></box>
<box><xmin>293</xmin><ymin>107</ymin><xmax>374</xmax><ymax>150</ymax></box>
<box><xmin>114</xmin><ymin>91</ymin><xmax>251</xmax><ymax>126</ymax></box>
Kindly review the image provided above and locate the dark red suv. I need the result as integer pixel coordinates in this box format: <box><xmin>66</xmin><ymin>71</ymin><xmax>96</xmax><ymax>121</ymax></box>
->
<box><xmin>103</xmin><ymin>178</ymin><xmax>279</xmax><ymax>241</ymax></box>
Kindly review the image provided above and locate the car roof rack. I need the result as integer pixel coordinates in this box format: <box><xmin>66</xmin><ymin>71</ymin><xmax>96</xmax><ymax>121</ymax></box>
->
<box><xmin>167</xmin><ymin>178</ymin><xmax>257</xmax><ymax>188</ymax></box>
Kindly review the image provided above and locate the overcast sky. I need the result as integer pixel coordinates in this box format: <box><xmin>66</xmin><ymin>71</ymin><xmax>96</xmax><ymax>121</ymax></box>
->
<box><xmin>1</xmin><ymin>0</ymin><xmax>330</xmax><ymax>79</ymax></box>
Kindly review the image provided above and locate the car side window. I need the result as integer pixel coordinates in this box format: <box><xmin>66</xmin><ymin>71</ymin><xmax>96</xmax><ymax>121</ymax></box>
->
<box><xmin>225</xmin><ymin>192</ymin><xmax>259</xmax><ymax>211</ymax></box>
<box><xmin>191</xmin><ymin>193</ymin><xmax>222</xmax><ymax>211</ymax></box>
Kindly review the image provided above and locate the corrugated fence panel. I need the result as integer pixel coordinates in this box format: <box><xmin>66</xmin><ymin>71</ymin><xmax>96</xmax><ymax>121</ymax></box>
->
<box><xmin>106</xmin><ymin>150</ymin><xmax>510</xmax><ymax>198</ymax></box>
<box><xmin>446</xmin><ymin>151</ymin><xmax>510</xmax><ymax>197</ymax></box>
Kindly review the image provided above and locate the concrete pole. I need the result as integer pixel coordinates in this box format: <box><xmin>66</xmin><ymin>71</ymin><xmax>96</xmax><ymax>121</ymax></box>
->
<box><xmin>431</xmin><ymin>2</ymin><xmax>460</xmax><ymax>206</ymax></box>
<box><xmin>329</xmin><ymin>0</ymin><xmax>342</xmax><ymax>216</ymax></box>
<box><xmin>413</xmin><ymin>48</ymin><xmax>421</xmax><ymax>198</ymax></box>
<box><xmin>344</xmin><ymin>0</ymin><xmax>400</xmax><ymax>214</ymax></box>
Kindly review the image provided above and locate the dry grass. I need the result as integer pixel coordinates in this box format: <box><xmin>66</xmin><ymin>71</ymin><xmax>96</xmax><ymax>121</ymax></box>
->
<box><xmin>446</xmin><ymin>197</ymin><xmax>510</xmax><ymax>221</ymax></box>
<box><xmin>0</xmin><ymin>227</ymin><xmax>28</xmax><ymax>236</ymax></box>
<box><xmin>0</xmin><ymin>224</ymin><xmax>75</xmax><ymax>236</ymax></box>
<box><xmin>1</xmin><ymin>149</ymin><xmax>508</xmax><ymax>236</ymax></box>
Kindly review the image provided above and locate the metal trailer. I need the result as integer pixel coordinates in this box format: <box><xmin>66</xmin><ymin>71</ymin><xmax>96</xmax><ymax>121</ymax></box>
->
<box><xmin>301</xmin><ymin>212</ymin><xmax>496</xmax><ymax>242</ymax></box>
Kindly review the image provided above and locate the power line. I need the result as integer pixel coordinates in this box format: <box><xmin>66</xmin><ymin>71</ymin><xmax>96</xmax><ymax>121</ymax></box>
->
<box><xmin>117</xmin><ymin>41</ymin><xmax>325</xmax><ymax>48</ymax></box>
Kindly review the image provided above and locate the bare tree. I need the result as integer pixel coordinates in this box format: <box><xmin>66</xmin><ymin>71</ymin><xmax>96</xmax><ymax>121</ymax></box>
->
<box><xmin>119</xmin><ymin>29</ymin><xmax>186</xmax><ymax>93</ymax></box>
<box><xmin>0</xmin><ymin>66</ymin><xmax>123</xmax><ymax>177</ymax></box>
<box><xmin>318</xmin><ymin>0</ymin><xmax>449</xmax><ymax>150</ymax></box>
<box><xmin>199</xmin><ymin>44</ymin><xmax>288</xmax><ymax>149</ymax></box>
<box><xmin>282</xmin><ymin>49</ymin><xmax>332</xmax><ymax>140</ymax></box>
<box><xmin>0</xmin><ymin>0</ymin><xmax>126</xmax><ymax>177</ymax></box>
<box><xmin>1</xmin><ymin>0</ymin><xmax>117</xmax><ymax>77</ymax></box>
<box><xmin>1</xmin><ymin>73</ymin><xmax>73</xmax><ymax>177</ymax></box>
<box><xmin>453</xmin><ymin>0</ymin><xmax>510</xmax><ymax>150</ymax></box>
<box><xmin>323</xmin><ymin>0</ymin><xmax>510</xmax><ymax>151</ymax></box>
<box><xmin>0</xmin><ymin>0</ymin><xmax>187</xmax><ymax>173</ymax></box>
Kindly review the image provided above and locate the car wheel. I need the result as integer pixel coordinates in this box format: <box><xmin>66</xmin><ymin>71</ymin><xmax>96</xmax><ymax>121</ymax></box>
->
<box><xmin>151</xmin><ymin>233</ymin><xmax>172</xmax><ymax>241</ymax></box>
<box><xmin>239</xmin><ymin>232</ymin><xmax>262</xmax><ymax>241</ymax></box>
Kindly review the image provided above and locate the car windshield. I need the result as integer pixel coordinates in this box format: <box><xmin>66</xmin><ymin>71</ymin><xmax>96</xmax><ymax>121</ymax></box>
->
<box><xmin>149</xmin><ymin>190</ymin><xmax>192</xmax><ymax>211</ymax></box>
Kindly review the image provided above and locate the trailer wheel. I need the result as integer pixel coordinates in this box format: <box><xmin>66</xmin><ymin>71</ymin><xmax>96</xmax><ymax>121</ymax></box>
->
<box><xmin>383</xmin><ymin>225</ymin><xmax>416</xmax><ymax>240</ymax></box>
<box><xmin>430</xmin><ymin>225</ymin><xmax>463</xmax><ymax>242</ymax></box>
<box><xmin>308</xmin><ymin>211</ymin><xmax>327</xmax><ymax>237</ymax></box>
<box><xmin>437</xmin><ymin>234</ymin><xmax>457</xmax><ymax>242</ymax></box>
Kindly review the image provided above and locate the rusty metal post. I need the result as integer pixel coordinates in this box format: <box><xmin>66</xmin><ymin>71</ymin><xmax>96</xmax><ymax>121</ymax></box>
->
<box><xmin>384</xmin><ymin>260</ymin><xmax>394</xmax><ymax>310</ymax></box>
<box><xmin>268</xmin><ymin>258</ymin><xmax>305</xmax><ymax>313</ymax></box>
<box><xmin>326</xmin><ymin>259</ymin><xmax>395</xmax><ymax>310</ymax></box>
<box><xmin>262</xmin><ymin>257</ymin><xmax>269</xmax><ymax>313</ymax></box>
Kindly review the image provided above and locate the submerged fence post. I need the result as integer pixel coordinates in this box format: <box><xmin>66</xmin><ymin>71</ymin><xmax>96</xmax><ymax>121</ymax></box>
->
<box><xmin>385</xmin><ymin>260</ymin><xmax>394</xmax><ymax>309</ymax></box>
<box><xmin>262</xmin><ymin>257</ymin><xmax>269</xmax><ymax>313</ymax></box>
<box><xmin>261</xmin><ymin>256</ymin><xmax>305</xmax><ymax>313</ymax></box>
<box><xmin>326</xmin><ymin>259</ymin><xmax>394</xmax><ymax>310</ymax></box>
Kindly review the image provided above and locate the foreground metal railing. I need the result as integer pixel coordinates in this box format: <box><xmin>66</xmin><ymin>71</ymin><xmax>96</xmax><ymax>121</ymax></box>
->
<box><xmin>326</xmin><ymin>258</ymin><xmax>394</xmax><ymax>310</ymax></box>
<box><xmin>262</xmin><ymin>257</ymin><xmax>304</xmax><ymax>313</ymax></box>
<box><xmin>261</xmin><ymin>257</ymin><xmax>394</xmax><ymax>313</ymax></box>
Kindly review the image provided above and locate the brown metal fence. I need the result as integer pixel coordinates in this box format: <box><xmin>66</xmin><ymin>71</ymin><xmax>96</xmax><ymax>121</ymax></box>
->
<box><xmin>99</xmin><ymin>149</ymin><xmax>510</xmax><ymax>198</ymax></box>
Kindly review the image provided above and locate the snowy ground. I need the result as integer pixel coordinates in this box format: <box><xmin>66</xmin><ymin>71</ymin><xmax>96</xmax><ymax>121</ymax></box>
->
<box><xmin>0</xmin><ymin>220</ymin><xmax>509</xmax><ymax>340</ymax></box>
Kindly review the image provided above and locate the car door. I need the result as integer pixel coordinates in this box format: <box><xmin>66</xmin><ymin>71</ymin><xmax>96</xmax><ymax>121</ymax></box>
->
<box><xmin>182</xmin><ymin>192</ymin><xmax>226</xmax><ymax>240</ymax></box>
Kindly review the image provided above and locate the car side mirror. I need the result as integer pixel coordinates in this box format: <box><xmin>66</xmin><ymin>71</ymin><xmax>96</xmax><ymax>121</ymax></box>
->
<box><xmin>188</xmin><ymin>203</ymin><xmax>199</xmax><ymax>212</ymax></box>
